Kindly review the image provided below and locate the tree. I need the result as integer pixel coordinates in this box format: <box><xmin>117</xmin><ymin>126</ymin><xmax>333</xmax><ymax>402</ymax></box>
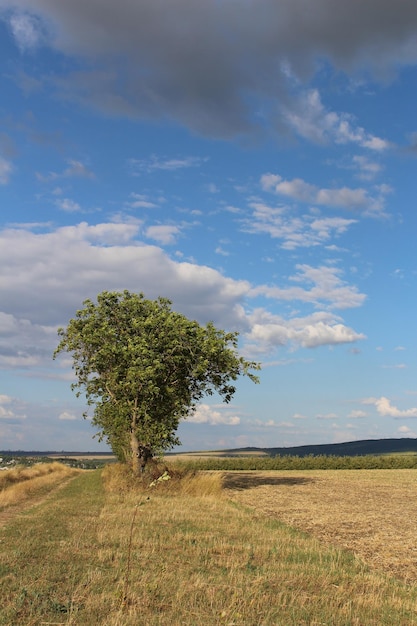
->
<box><xmin>54</xmin><ymin>291</ymin><xmax>260</xmax><ymax>476</ymax></box>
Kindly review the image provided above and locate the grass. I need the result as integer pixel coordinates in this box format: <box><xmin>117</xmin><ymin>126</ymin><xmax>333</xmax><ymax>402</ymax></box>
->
<box><xmin>0</xmin><ymin>462</ymin><xmax>80</xmax><ymax>510</ymax></box>
<box><xmin>1</xmin><ymin>466</ymin><xmax>417</xmax><ymax>625</ymax></box>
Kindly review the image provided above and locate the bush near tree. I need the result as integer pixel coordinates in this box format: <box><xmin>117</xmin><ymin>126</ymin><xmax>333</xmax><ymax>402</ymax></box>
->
<box><xmin>54</xmin><ymin>291</ymin><xmax>260</xmax><ymax>476</ymax></box>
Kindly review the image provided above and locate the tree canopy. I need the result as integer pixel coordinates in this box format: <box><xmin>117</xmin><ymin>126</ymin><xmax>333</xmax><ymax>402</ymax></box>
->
<box><xmin>54</xmin><ymin>291</ymin><xmax>260</xmax><ymax>475</ymax></box>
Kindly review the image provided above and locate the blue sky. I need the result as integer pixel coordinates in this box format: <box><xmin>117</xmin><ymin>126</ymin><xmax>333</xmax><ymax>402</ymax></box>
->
<box><xmin>1</xmin><ymin>0</ymin><xmax>417</xmax><ymax>452</ymax></box>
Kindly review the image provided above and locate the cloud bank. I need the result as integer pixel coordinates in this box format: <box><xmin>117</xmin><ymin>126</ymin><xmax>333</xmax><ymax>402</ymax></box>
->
<box><xmin>3</xmin><ymin>1</ymin><xmax>417</xmax><ymax>138</ymax></box>
<box><xmin>0</xmin><ymin>222</ymin><xmax>366</xmax><ymax>374</ymax></box>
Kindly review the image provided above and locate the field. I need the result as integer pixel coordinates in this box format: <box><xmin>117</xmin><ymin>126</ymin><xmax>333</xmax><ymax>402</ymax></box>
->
<box><xmin>225</xmin><ymin>469</ymin><xmax>417</xmax><ymax>583</ymax></box>
<box><xmin>1</xmin><ymin>463</ymin><xmax>417</xmax><ymax>624</ymax></box>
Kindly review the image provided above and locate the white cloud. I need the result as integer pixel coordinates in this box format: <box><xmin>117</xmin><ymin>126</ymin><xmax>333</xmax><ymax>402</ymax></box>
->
<box><xmin>348</xmin><ymin>410</ymin><xmax>367</xmax><ymax>418</ymax></box>
<box><xmin>398</xmin><ymin>425</ymin><xmax>417</xmax><ymax>436</ymax></box>
<box><xmin>145</xmin><ymin>225</ymin><xmax>180</xmax><ymax>245</ymax></box>
<box><xmin>255</xmin><ymin>419</ymin><xmax>280</xmax><ymax>428</ymax></box>
<box><xmin>363</xmin><ymin>396</ymin><xmax>417</xmax><ymax>418</ymax></box>
<box><xmin>261</xmin><ymin>173</ymin><xmax>388</xmax><ymax>216</ymax></box>
<box><xmin>0</xmin><ymin>156</ymin><xmax>13</xmax><ymax>184</ymax></box>
<box><xmin>0</xmin><ymin>222</ymin><xmax>366</xmax><ymax>371</ymax></box>
<box><xmin>58</xmin><ymin>411</ymin><xmax>78</xmax><ymax>421</ymax></box>
<box><xmin>283</xmin><ymin>89</ymin><xmax>389</xmax><ymax>150</ymax></box>
<box><xmin>352</xmin><ymin>155</ymin><xmax>383</xmax><ymax>181</ymax></box>
<box><xmin>8</xmin><ymin>11</ymin><xmax>44</xmax><ymax>52</ymax></box>
<box><xmin>129</xmin><ymin>155</ymin><xmax>207</xmax><ymax>174</ymax></box>
<box><xmin>0</xmin><ymin>221</ymin><xmax>250</xmax><ymax>330</ymax></box>
<box><xmin>245</xmin><ymin>310</ymin><xmax>365</xmax><ymax>352</ymax></box>
<box><xmin>0</xmin><ymin>394</ymin><xmax>27</xmax><ymax>420</ymax></box>
<box><xmin>0</xmin><ymin>405</ymin><xmax>15</xmax><ymax>419</ymax></box>
<box><xmin>127</xmin><ymin>193</ymin><xmax>159</xmax><ymax>209</ymax></box>
<box><xmin>37</xmin><ymin>159</ymin><xmax>95</xmax><ymax>182</ymax></box>
<box><xmin>56</xmin><ymin>198</ymin><xmax>82</xmax><ymax>213</ymax></box>
<box><xmin>244</xmin><ymin>201</ymin><xmax>358</xmax><ymax>249</ymax></box>
<box><xmin>187</xmin><ymin>404</ymin><xmax>240</xmax><ymax>426</ymax></box>
<box><xmin>0</xmin><ymin>311</ymin><xmax>56</xmax><ymax>370</ymax></box>
<box><xmin>250</xmin><ymin>264</ymin><xmax>366</xmax><ymax>310</ymax></box>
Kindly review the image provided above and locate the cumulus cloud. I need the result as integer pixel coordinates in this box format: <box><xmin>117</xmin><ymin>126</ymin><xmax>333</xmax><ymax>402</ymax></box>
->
<box><xmin>0</xmin><ymin>311</ymin><xmax>56</xmax><ymax>369</ymax></box>
<box><xmin>363</xmin><ymin>396</ymin><xmax>417</xmax><ymax>418</ymax></box>
<box><xmin>187</xmin><ymin>404</ymin><xmax>241</xmax><ymax>426</ymax></box>
<box><xmin>245</xmin><ymin>310</ymin><xmax>365</xmax><ymax>352</ymax></box>
<box><xmin>0</xmin><ymin>222</ymin><xmax>366</xmax><ymax>373</ymax></box>
<box><xmin>0</xmin><ymin>222</ymin><xmax>251</xmax><ymax>328</ymax></box>
<box><xmin>145</xmin><ymin>225</ymin><xmax>180</xmax><ymax>245</ymax></box>
<box><xmin>3</xmin><ymin>1</ymin><xmax>417</xmax><ymax>138</ymax></box>
<box><xmin>261</xmin><ymin>173</ymin><xmax>388</xmax><ymax>216</ymax></box>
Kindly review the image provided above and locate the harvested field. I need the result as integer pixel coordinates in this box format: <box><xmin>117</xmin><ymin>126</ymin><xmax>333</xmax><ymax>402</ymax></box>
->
<box><xmin>224</xmin><ymin>469</ymin><xmax>417</xmax><ymax>583</ymax></box>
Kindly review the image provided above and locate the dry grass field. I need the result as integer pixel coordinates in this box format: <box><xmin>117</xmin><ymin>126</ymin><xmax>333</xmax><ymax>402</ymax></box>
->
<box><xmin>224</xmin><ymin>469</ymin><xmax>417</xmax><ymax>583</ymax></box>
<box><xmin>0</xmin><ymin>462</ymin><xmax>80</xmax><ymax>526</ymax></box>
<box><xmin>1</xmin><ymin>466</ymin><xmax>417</xmax><ymax>624</ymax></box>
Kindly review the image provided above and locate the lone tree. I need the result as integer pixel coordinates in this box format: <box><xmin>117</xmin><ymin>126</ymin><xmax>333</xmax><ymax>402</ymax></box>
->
<box><xmin>54</xmin><ymin>291</ymin><xmax>260</xmax><ymax>475</ymax></box>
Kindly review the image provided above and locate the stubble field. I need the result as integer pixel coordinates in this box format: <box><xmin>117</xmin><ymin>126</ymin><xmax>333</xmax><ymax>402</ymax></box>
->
<box><xmin>225</xmin><ymin>469</ymin><xmax>417</xmax><ymax>583</ymax></box>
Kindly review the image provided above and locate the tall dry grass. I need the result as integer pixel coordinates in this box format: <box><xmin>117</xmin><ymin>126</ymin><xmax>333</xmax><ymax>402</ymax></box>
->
<box><xmin>0</xmin><ymin>462</ymin><xmax>80</xmax><ymax>510</ymax></box>
<box><xmin>102</xmin><ymin>462</ymin><xmax>224</xmax><ymax>497</ymax></box>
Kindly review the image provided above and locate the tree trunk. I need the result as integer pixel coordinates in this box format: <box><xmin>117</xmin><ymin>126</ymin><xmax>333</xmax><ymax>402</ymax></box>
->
<box><xmin>130</xmin><ymin>428</ymin><xmax>141</xmax><ymax>477</ymax></box>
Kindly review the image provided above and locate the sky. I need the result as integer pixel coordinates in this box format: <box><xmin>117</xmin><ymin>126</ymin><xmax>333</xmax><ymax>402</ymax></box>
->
<box><xmin>1</xmin><ymin>0</ymin><xmax>417</xmax><ymax>452</ymax></box>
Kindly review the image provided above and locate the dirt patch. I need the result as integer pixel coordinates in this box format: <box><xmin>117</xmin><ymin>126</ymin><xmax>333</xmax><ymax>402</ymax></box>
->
<box><xmin>225</xmin><ymin>469</ymin><xmax>417</xmax><ymax>583</ymax></box>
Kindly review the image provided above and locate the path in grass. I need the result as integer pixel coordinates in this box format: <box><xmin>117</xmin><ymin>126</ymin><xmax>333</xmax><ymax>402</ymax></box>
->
<box><xmin>0</xmin><ymin>472</ymin><xmax>80</xmax><ymax>529</ymax></box>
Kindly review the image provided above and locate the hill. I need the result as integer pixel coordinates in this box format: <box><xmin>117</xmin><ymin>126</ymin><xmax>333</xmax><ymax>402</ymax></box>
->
<box><xmin>3</xmin><ymin>438</ymin><xmax>417</xmax><ymax>461</ymax></box>
<box><xmin>229</xmin><ymin>438</ymin><xmax>417</xmax><ymax>458</ymax></box>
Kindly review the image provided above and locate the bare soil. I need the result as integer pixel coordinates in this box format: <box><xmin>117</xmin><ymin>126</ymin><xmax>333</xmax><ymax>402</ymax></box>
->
<box><xmin>225</xmin><ymin>469</ymin><xmax>417</xmax><ymax>583</ymax></box>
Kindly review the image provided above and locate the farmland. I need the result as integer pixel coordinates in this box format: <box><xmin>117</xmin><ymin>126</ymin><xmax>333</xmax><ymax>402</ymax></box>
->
<box><xmin>225</xmin><ymin>469</ymin><xmax>417</xmax><ymax>583</ymax></box>
<box><xmin>1</xmin><ymin>462</ymin><xmax>417</xmax><ymax>624</ymax></box>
